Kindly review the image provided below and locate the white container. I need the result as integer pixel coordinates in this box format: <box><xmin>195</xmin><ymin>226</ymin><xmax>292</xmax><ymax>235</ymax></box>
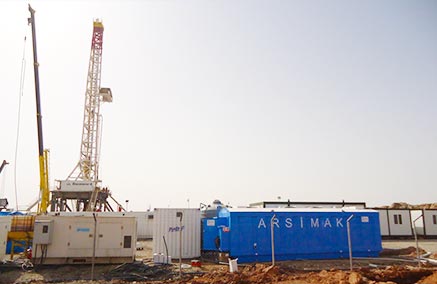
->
<box><xmin>129</xmin><ymin>211</ymin><xmax>153</xmax><ymax>240</ymax></box>
<box><xmin>0</xmin><ymin>216</ymin><xmax>12</xmax><ymax>260</ymax></box>
<box><xmin>153</xmin><ymin>208</ymin><xmax>200</xmax><ymax>259</ymax></box>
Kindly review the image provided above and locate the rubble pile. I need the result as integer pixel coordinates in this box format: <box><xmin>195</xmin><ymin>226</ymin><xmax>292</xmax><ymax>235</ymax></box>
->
<box><xmin>378</xmin><ymin>202</ymin><xmax>437</xmax><ymax>209</ymax></box>
<box><xmin>184</xmin><ymin>264</ymin><xmax>290</xmax><ymax>284</ymax></box>
<box><xmin>380</xmin><ymin>246</ymin><xmax>426</xmax><ymax>257</ymax></box>
<box><xmin>177</xmin><ymin>264</ymin><xmax>437</xmax><ymax>284</ymax></box>
<box><xmin>359</xmin><ymin>266</ymin><xmax>434</xmax><ymax>284</ymax></box>
<box><xmin>103</xmin><ymin>262</ymin><xmax>176</xmax><ymax>282</ymax></box>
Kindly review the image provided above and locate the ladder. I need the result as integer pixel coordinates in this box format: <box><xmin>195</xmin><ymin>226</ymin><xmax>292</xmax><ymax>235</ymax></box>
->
<box><xmin>86</xmin><ymin>188</ymin><xmax>100</xmax><ymax>211</ymax></box>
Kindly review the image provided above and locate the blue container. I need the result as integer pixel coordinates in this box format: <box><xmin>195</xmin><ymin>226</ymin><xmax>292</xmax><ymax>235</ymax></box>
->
<box><xmin>202</xmin><ymin>217</ymin><xmax>228</xmax><ymax>251</ymax></box>
<box><xmin>204</xmin><ymin>208</ymin><xmax>382</xmax><ymax>263</ymax></box>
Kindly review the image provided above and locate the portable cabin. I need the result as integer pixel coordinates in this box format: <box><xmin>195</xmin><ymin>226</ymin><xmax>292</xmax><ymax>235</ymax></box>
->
<box><xmin>423</xmin><ymin>209</ymin><xmax>437</xmax><ymax>237</ymax></box>
<box><xmin>203</xmin><ymin>208</ymin><xmax>382</xmax><ymax>263</ymax></box>
<box><xmin>375</xmin><ymin>209</ymin><xmax>413</xmax><ymax>238</ymax></box>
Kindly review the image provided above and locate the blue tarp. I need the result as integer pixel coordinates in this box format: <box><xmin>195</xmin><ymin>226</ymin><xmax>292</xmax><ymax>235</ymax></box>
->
<box><xmin>0</xmin><ymin>211</ymin><xmax>25</xmax><ymax>216</ymax></box>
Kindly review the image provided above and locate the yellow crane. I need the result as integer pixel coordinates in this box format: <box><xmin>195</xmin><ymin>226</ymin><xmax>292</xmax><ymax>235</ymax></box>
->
<box><xmin>28</xmin><ymin>5</ymin><xmax>50</xmax><ymax>214</ymax></box>
<box><xmin>7</xmin><ymin>5</ymin><xmax>51</xmax><ymax>261</ymax></box>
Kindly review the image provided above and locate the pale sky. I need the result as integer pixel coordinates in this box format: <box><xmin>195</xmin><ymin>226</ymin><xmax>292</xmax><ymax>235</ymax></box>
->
<box><xmin>0</xmin><ymin>0</ymin><xmax>436</xmax><ymax>211</ymax></box>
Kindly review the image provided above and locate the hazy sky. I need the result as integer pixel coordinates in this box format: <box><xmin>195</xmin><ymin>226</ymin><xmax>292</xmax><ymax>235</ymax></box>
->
<box><xmin>0</xmin><ymin>0</ymin><xmax>436</xmax><ymax>211</ymax></box>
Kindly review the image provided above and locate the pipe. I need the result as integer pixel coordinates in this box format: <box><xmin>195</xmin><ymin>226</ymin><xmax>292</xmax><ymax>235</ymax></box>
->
<box><xmin>270</xmin><ymin>213</ymin><xmax>276</xmax><ymax>266</ymax></box>
<box><xmin>163</xmin><ymin>236</ymin><xmax>169</xmax><ymax>264</ymax></box>
<box><xmin>413</xmin><ymin>214</ymin><xmax>423</xmax><ymax>267</ymax></box>
<box><xmin>346</xmin><ymin>214</ymin><xmax>354</xmax><ymax>271</ymax></box>
<box><xmin>91</xmin><ymin>213</ymin><xmax>97</xmax><ymax>280</ymax></box>
<box><xmin>176</xmin><ymin>212</ymin><xmax>183</xmax><ymax>278</ymax></box>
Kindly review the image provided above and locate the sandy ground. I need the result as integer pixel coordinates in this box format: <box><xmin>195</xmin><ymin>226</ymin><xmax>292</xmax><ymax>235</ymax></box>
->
<box><xmin>1</xmin><ymin>239</ymin><xmax>437</xmax><ymax>284</ymax></box>
<box><xmin>382</xmin><ymin>239</ymin><xmax>437</xmax><ymax>252</ymax></box>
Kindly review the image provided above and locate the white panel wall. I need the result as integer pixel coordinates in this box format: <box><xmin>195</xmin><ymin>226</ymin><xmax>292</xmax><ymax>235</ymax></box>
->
<box><xmin>387</xmin><ymin>210</ymin><xmax>412</xmax><ymax>236</ymax></box>
<box><xmin>423</xmin><ymin>209</ymin><xmax>437</xmax><ymax>236</ymax></box>
<box><xmin>153</xmin><ymin>208</ymin><xmax>200</xmax><ymax>259</ymax></box>
<box><xmin>0</xmin><ymin>216</ymin><xmax>12</xmax><ymax>260</ymax></box>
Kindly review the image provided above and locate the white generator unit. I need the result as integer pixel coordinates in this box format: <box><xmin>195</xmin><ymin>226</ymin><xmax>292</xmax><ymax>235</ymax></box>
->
<box><xmin>33</xmin><ymin>215</ymin><xmax>136</xmax><ymax>264</ymax></box>
<box><xmin>48</xmin><ymin>211</ymin><xmax>154</xmax><ymax>239</ymax></box>
<box><xmin>0</xmin><ymin>216</ymin><xmax>12</xmax><ymax>260</ymax></box>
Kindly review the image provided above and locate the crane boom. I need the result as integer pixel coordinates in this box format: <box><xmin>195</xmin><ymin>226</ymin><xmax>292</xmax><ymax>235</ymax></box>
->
<box><xmin>0</xmin><ymin>160</ymin><xmax>9</xmax><ymax>175</ymax></box>
<box><xmin>28</xmin><ymin>5</ymin><xmax>50</xmax><ymax>214</ymax></box>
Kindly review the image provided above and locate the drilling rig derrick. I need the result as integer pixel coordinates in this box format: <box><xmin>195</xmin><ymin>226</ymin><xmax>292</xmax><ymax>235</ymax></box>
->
<box><xmin>51</xmin><ymin>20</ymin><xmax>117</xmax><ymax>212</ymax></box>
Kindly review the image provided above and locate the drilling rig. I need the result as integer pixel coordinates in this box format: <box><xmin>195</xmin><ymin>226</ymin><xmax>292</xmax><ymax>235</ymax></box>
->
<box><xmin>52</xmin><ymin>19</ymin><xmax>119</xmax><ymax>212</ymax></box>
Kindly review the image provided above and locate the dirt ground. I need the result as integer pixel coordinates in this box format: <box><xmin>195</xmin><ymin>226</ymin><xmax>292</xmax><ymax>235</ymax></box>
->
<box><xmin>1</xmin><ymin>239</ymin><xmax>437</xmax><ymax>284</ymax></box>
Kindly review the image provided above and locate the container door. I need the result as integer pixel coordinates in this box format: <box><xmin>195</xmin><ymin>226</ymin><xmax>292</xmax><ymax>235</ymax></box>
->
<box><xmin>69</xmin><ymin>223</ymin><xmax>93</xmax><ymax>249</ymax></box>
<box><xmin>98</xmin><ymin>222</ymin><xmax>122</xmax><ymax>249</ymax></box>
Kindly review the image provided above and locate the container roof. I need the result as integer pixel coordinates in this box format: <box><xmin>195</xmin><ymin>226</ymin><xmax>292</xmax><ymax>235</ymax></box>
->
<box><xmin>222</xmin><ymin>207</ymin><xmax>378</xmax><ymax>213</ymax></box>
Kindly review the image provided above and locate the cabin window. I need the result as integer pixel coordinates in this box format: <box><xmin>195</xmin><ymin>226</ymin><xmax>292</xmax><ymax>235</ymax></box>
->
<box><xmin>394</xmin><ymin>214</ymin><xmax>403</xmax><ymax>225</ymax></box>
<box><xmin>433</xmin><ymin>215</ymin><xmax>437</xmax><ymax>225</ymax></box>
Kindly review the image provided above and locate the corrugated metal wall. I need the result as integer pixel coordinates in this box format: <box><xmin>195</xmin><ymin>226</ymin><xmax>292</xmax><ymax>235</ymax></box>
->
<box><xmin>153</xmin><ymin>208</ymin><xmax>200</xmax><ymax>259</ymax></box>
<box><xmin>131</xmin><ymin>212</ymin><xmax>154</xmax><ymax>240</ymax></box>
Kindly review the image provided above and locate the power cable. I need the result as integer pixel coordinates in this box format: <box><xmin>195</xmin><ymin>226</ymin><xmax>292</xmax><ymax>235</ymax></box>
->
<box><xmin>14</xmin><ymin>35</ymin><xmax>28</xmax><ymax>211</ymax></box>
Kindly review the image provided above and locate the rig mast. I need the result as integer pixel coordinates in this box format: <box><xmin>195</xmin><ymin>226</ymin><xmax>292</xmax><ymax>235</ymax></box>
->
<box><xmin>52</xmin><ymin>20</ymin><xmax>115</xmax><ymax>212</ymax></box>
